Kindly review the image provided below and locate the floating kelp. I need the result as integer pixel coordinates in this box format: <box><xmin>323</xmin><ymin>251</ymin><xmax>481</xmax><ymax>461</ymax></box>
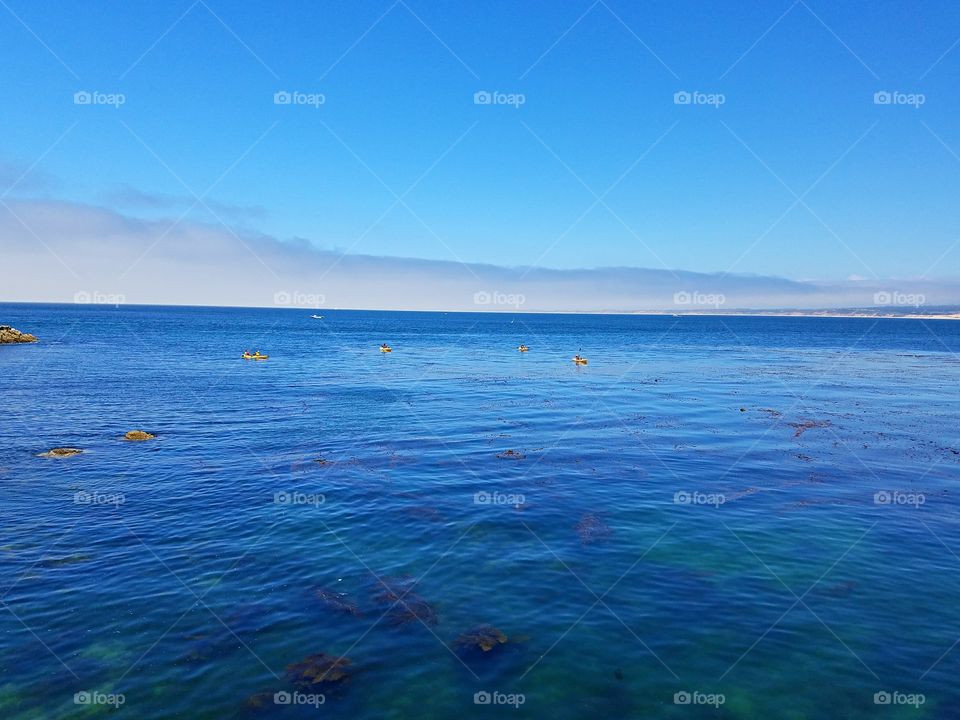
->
<box><xmin>314</xmin><ymin>587</ymin><xmax>362</xmax><ymax>618</ymax></box>
<box><xmin>789</xmin><ymin>420</ymin><xmax>832</xmax><ymax>437</ymax></box>
<box><xmin>454</xmin><ymin>625</ymin><xmax>508</xmax><ymax>653</ymax></box>
<box><xmin>38</xmin><ymin>553</ymin><xmax>92</xmax><ymax>567</ymax></box>
<box><xmin>286</xmin><ymin>652</ymin><xmax>352</xmax><ymax>689</ymax></box>
<box><xmin>575</xmin><ymin>513</ymin><xmax>612</xmax><ymax>544</ymax></box>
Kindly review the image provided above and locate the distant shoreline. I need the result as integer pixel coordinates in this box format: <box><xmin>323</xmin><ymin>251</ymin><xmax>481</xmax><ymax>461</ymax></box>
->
<box><xmin>0</xmin><ymin>300</ymin><xmax>958</xmax><ymax>320</ymax></box>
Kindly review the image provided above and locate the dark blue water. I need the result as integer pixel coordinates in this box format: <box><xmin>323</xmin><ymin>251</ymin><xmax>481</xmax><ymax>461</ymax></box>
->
<box><xmin>1</xmin><ymin>304</ymin><xmax>959</xmax><ymax>719</ymax></box>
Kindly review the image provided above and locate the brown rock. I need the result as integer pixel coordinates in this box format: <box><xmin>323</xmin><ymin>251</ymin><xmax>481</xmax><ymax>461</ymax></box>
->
<box><xmin>37</xmin><ymin>448</ymin><xmax>83</xmax><ymax>458</ymax></box>
<box><xmin>0</xmin><ymin>326</ymin><xmax>38</xmax><ymax>344</ymax></box>
<box><xmin>124</xmin><ymin>430</ymin><xmax>156</xmax><ymax>441</ymax></box>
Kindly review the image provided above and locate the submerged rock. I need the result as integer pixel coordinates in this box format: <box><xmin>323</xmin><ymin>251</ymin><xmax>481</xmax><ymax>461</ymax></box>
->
<box><xmin>37</xmin><ymin>448</ymin><xmax>83</xmax><ymax>458</ymax></box>
<box><xmin>575</xmin><ymin>513</ymin><xmax>612</xmax><ymax>544</ymax></box>
<box><xmin>286</xmin><ymin>652</ymin><xmax>352</xmax><ymax>689</ymax></box>
<box><xmin>454</xmin><ymin>625</ymin><xmax>508</xmax><ymax>653</ymax></box>
<box><xmin>315</xmin><ymin>587</ymin><xmax>362</xmax><ymax>618</ymax></box>
<box><xmin>373</xmin><ymin>576</ymin><xmax>438</xmax><ymax>626</ymax></box>
<box><xmin>0</xmin><ymin>325</ymin><xmax>37</xmax><ymax>344</ymax></box>
<box><xmin>243</xmin><ymin>692</ymin><xmax>274</xmax><ymax>711</ymax></box>
<box><xmin>123</xmin><ymin>430</ymin><xmax>155</xmax><ymax>441</ymax></box>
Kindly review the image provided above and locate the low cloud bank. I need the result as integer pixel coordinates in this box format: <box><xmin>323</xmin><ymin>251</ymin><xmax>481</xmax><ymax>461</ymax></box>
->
<box><xmin>2</xmin><ymin>199</ymin><xmax>958</xmax><ymax>312</ymax></box>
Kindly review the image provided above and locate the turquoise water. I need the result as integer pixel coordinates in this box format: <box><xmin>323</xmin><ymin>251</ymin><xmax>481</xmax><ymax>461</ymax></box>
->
<box><xmin>1</xmin><ymin>304</ymin><xmax>959</xmax><ymax>719</ymax></box>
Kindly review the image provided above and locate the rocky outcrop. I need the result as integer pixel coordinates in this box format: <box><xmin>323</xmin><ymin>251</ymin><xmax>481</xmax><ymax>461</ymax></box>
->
<box><xmin>0</xmin><ymin>326</ymin><xmax>37</xmax><ymax>344</ymax></box>
<box><xmin>37</xmin><ymin>448</ymin><xmax>83</xmax><ymax>458</ymax></box>
<box><xmin>123</xmin><ymin>430</ymin><xmax>156</xmax><ymax>441</ymax></box>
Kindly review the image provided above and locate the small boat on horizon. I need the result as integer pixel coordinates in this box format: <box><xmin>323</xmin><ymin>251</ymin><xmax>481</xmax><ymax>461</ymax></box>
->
<box><xmin>310</xmin><ymin>314</ymin><xmax>323</xmax><ymax>319</ymax></box>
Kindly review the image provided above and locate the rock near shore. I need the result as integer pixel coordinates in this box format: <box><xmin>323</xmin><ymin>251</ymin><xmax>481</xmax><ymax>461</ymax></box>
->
<box><xmin>0</xmin><ymin>326</ymin><xmax>37</xmax><ymax>344</ymax></box>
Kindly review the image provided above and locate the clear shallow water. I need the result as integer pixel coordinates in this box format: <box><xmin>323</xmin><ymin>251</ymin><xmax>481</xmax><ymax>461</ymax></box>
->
<box><xmin>1</xmin><ymin>304</ymin><xmax>959</xmax><ymax>719</ymax></box>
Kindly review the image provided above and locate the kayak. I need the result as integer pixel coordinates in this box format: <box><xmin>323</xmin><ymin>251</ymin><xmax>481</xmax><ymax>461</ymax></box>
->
<box><xmin>242</xmin><ymin>353</ymin><xmax>269</xmax><ymax>360</ymax></box>
<box><xmin>379</xmin><ymin>346</ymin><xmax>392</xmax><ymax>353</ymax></box>
<box><xmin>518</xmin><ymin>345</ymin><xmax>529</xmax><ymax>352</ymax></box>
<box><xmin>572</xmin><ymin>357</ymin><xmax>588</xmax><ymax>365</ymax></box>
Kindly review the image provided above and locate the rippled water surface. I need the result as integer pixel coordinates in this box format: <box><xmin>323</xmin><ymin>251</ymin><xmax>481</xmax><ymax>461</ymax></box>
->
<box><xmin>1</xmin><ymin>304</ymin><xmax>959</xmax><ymax>719</ymax></box>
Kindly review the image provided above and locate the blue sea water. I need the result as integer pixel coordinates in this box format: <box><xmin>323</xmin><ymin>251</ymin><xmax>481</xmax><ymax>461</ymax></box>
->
<box><xmin>1</xmin><ymin>303</ymin><xmax>959</xmax><ymax>719</ymax></box>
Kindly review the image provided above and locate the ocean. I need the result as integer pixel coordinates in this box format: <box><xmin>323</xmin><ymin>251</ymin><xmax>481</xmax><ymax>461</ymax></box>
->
<box><xmin>1</xmin><ymin>303</ymin><xmax>958</xmax><ymax>719</ymax></box>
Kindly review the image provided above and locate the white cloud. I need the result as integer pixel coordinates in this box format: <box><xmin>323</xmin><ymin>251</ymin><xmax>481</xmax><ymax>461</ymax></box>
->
<box><xmin>2</xmin><ymin>198</ymin><xmax>958</xmax><ymax>311</ymax></box>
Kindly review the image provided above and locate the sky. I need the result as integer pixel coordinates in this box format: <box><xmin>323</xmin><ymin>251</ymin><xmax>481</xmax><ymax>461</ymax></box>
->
<box><xmin>1</xmin><ymin>0</ymin><xmax>959</xmax><ymax>309</ymax></box>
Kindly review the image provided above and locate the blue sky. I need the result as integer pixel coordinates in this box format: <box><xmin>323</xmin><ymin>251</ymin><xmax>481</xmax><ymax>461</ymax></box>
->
<box><xmin>1</xmin><ymin>0</ymin><xmax>959</xmax><ymax>304</ymax></box>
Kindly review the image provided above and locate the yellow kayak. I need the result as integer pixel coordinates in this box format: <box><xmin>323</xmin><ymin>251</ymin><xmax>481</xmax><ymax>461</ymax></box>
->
<box><xmin>518</xmin><ymin>345</ymin><xmax>529</xmax><ymax>352</ymax></box>
<box><xmin>572</xmin><ymin>356</ymin><xmax>588</xmax><ymax>365</ymax></box>
<box><xmin>379</xmin><ymin>346</ymin><xmax>392</xmax><ymax>353</ymax></box>
<box><xmin>242</xmin><ymin>353</ymin><xmax>269</xmax><ymax>360</ymax></box>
